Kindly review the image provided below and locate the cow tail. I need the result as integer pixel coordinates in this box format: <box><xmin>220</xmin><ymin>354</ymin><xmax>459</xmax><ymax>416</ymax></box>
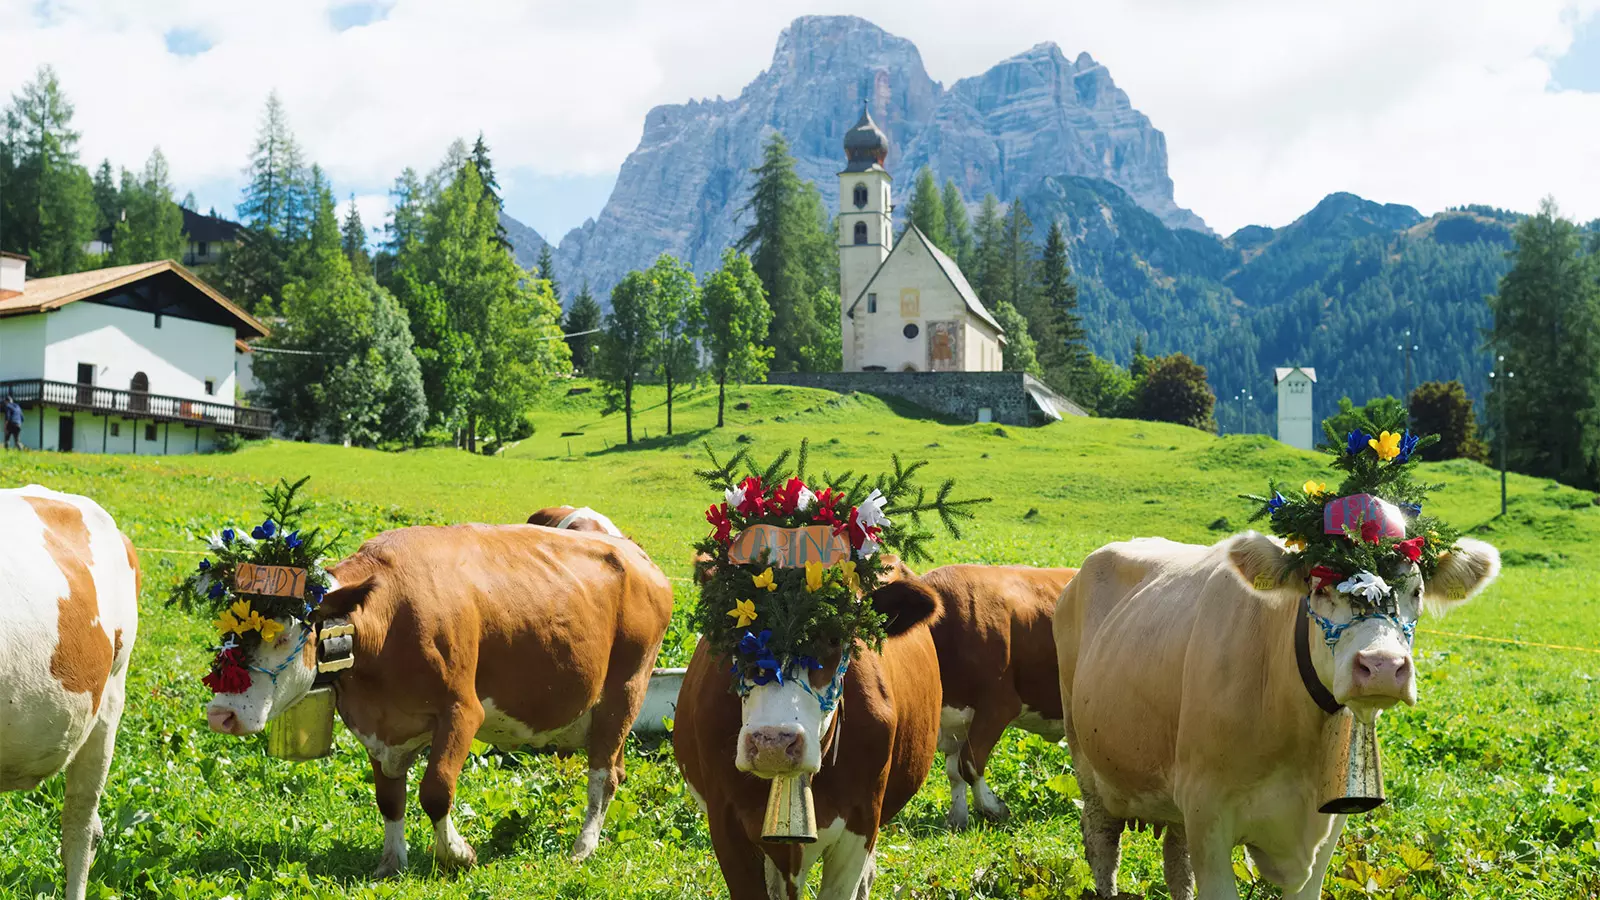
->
<box><xmin>958</xmin><ymin>742</ymin><xmax>980</xmax><ymax>785</ymax></box>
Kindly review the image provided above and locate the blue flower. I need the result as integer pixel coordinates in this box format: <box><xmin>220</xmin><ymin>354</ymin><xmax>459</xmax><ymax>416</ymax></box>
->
<box><xmin>285</xmin><ymin>531</ymin><xmax>302</xmax><ymax>550</ymax></box>
<box><xmin>1400</xmin><ymin>502</ymin><xmax>1422</xmax><ymax>518</ymax></box>
<box><xmin>1396</xmin><ymin>431</ymin><xmax>1421</xmax><ymax>464</ymax></box>
<box><xmin>1346</xmin><ymin>430</ymin><xmax>1372</xmax><ymax>458</ymax></box>
<box><xmin>252</xmin><ymin>518</ymin><xmax>278</xmax><ymax>540</ymax></box>
<box><xmin>302</xmin><ymin>602</ymin><xmax>315</xmax><ymax>619</ymax></box>
<box><xmin>197</xmin><ymin>559</ymin><xmax>211</xmax><ymax>572</ymax></box>
<box><xmin>221</xmin><ymin>528</ymin><xmax>235</xmax><ymax>544</ymax></box>
<box><xmin>738</xmin><ymin>629</ymin><xmax>772</xmax><ymax>656</ymax></box>
<box><xmin>795</xmin><ymin>655</ymin><xmax>825</xmax><ymax>672</ymax></box>
<box><xmin>208</xmin><ymin>581</ymin><xmax>226</xmax><ymax>599</ymax></box>
<box><xmin>1268</xmin><ymin>491</ymin><xmax>1288</xmax><ymax>514</ymax></box>
<box><xmin>738</xmin><ymin>630</ymin><xmax>785</xmax><ymax>685</ymax></box>
<box><xmin>309</xmin><ymin>584</ymin><xmax>327</xmax><ymax>603</ymax></box>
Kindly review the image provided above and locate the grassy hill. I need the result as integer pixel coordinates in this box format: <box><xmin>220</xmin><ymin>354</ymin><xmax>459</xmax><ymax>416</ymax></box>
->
<box><xmin>3</xmin><ymin>383</ymin><xmax>1597</xmax><ymax>898</ymax></box>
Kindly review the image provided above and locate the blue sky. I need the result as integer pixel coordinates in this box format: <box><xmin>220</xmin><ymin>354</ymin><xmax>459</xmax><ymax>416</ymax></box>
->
<box><xmin>5</xmin><ymin>0</ymin><xmax>1600</xmax><ymax>245</ymax></box>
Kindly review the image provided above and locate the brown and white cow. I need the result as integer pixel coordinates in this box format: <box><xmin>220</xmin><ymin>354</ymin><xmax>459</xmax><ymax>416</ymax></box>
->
<box><xmin>1</xmin><ymin>486</ymin><xmax>139</xmax><ymax>900</ymax></box>
<box><xmin>920</xmin><ymin>564</ymin><xmax>1077</xmax><ymax>830</ymax></box>
<box><xmin>673</xmin><ymin>580</ymin><xmax>944</xmax><ymax>899</ymax></box>
<box><xmin>1054</xmin><ymin>533</ymin><xmax>1499</xmax><ymax>900</ymax></box>
<box><xmin>527</xmin><ymin>505</ymin><xmax>626</xmax><ymax>538</ymax></box>
<box><xmin>202</xmin><ymin>524</ymin><xmax>673</xmax><ymax>875</ymax></box>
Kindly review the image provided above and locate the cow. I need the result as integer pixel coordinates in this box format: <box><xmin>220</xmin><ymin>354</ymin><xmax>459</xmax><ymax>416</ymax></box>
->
<box><xmin>527</xmin><ymin>505</ymin><xmax>626</xmax><ymax>538</ymax></box>
<box><xmin>1</xmin><ymin>486</ymin><xmax>140</xmax><ymax>900</ymax></box>
<box><xmin>201</xmin><ymin>524</ymin><xmax>674</xmax><ymax>876</ymax></box>
<box><xmin>918</xmin><ymin>564</ymin><xmax>1078</xmax><ymax>830</ymax></box>
<box><xmin>673</xmin><ymin>579</ymin><xmax>944</xmax><ymax>899</ymax></box>
<box><xmin>1054</xmin><ymin>533</ymin><xmax>1499</xmax><ymax>900</ymax></box>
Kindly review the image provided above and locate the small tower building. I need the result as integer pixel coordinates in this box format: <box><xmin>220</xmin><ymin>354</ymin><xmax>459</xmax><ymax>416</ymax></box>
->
<box><xmin>1275</xmin><ymin>366</ymin><xmax>1317</xmax><ymax>450</ymax></box>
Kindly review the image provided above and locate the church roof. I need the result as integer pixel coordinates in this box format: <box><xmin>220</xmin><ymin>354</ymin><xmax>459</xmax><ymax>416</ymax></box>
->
<box><xmin>842</xmin><ymin>104</ymin><xmax>890</xmax><ymax>174</ymax></box>
<box><xmin>1274</xmin><ymin>366</ymin><xmax>1317</xmax><ymax>384</ymax></box>
<box><xmin>846</xmin><ymin>224</ymin><xmax>1004</xmax><ymax>335</ymax></box>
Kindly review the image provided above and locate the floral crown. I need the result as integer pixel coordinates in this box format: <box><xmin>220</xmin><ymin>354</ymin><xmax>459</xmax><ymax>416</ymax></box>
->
<box><xmin>1247</xmin><ymin>409</ymin><xmax>1460</xmax><ymax>604</ymax></box>
<box><xmin>690</xmin><ymin>440</ymin><xmax>986</xmax><ymax>690</ymax></box>
<box><xmin>167</xmin><ymin>477</ymin><xmax>341</xmax><ymax>694</ymax></box>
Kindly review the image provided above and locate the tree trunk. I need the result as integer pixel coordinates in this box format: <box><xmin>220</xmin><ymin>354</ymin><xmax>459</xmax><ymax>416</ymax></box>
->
<box><xmin>666</xmin><ymin>370</ymin><xmax>674</xmax><ymax>435</ymax></box>
<box><xmin>467</xmin><ymin>412</ymin><xmax>477</xmax><ymax>454</ymax></box>
<box><xmin>718</xmin><ymin>368</ymin><xmax>727</xmax><ymax>428</ymax></box>
<box><xmin>624</xmin><ymin>375</ymin><xmax>634</xmax><ymax>445</ymax></box>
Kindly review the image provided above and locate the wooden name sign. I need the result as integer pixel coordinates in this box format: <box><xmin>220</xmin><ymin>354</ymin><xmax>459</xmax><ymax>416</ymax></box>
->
<box><xmin>234</xmin><ymin>563</ymin><xmax>308</xmax><ymax>598</ymax></box>
<box><xmin>728</xmin><ymin>525</ymin><xmax>851</xmax><ymax>568</ymax></box>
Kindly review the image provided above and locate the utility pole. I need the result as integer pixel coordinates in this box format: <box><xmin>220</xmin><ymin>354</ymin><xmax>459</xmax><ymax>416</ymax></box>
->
<box><xmin>1489</xmin><ymin>354</ymin><xmax>1513</xmax><ymax>516</ymax></box>
<box><xmin>1237</xmin><ymin>388</ymin><xmax>1253</xmax><ymax>435</ymax></box>
<box><xmin>1398</xmin><ymin>328</ymin><xmax>1418</xmax><ymax>400</ymax></box>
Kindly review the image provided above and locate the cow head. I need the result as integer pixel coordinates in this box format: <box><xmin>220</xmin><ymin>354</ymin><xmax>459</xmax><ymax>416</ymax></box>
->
<box><xmin>734</xmin><ymin>578</ymin><xmax>938</xmax><ymax>778</ymax></box>
<box><xmin>205</xmin><ymin>618</ymin><xmax>317</xmax><ymax>735</ymax></box>
<box><xmin>1232</xmin><ymin>532</ymin><xmax>1500</xmax><ymax>718</ymax></box>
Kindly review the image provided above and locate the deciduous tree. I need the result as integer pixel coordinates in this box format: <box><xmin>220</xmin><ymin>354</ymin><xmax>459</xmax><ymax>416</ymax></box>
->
<box><xmin>649</xmin><ymin>254</ymin><xmax>700</xmax><ymax>435</ymax></box>
<box><xmin>1132</xmin><ymin>352</ymin><xmax>1217</xmax><ymax>431</ymax></box>
<box><xmin>596</xmin><ymin>270</ymin><xmax>662</xmax><ymax>445</ymax></box>
<box><xmin>1409</xmin><ymin>380</ymin><xmax>1489</xmax><ymax>463</ymax></box>
<box><xmin>700</xmin><ymin>249</ymin><xmax>773</xmax><ymax>426</ymax></box>
<box><xmin>993</xmin><ymin>301</ymin><xmax>1041</xmax><ymax>376</ymax></box>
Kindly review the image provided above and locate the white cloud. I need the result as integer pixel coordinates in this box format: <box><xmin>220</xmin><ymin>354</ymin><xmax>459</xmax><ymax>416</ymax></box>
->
<box><xmin>3</xmin><ymin>0</ymin><xmax>1599</xmax><ymax>238</ymax></box>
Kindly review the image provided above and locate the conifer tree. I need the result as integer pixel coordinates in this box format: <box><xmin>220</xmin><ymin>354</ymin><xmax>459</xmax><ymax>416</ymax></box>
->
<box><xmin>469</xmin><ymin>132</ymin><xmax>511</xmax><ymax>248</ymax></box>
<box><xmin>91</xmin><ymin>158</ymin><xmax>117</xmax><ymax>230</ymax></box>
<box><xmin>942</xmin><ymin>179</ymin><xmax>972</xmax><ymax>269</ymax></box>
<box><xmin>0</xmin><ymin>65</ymin><xmax>97</xmax><ymax>275</ymax></box>
<box><xmin>563</xmin><ymin>281</ymin><xmax>602</xmax><ymax>372</ymax></box>
<box><xmin>537</xmin><ymin>243</ymin><xmax>560</xmax><ymax>302</ymax></box>
<box><xmin>107</xmin><ymin>148</ymin><xmax>184</xmax><ymax>266</ymax></box>
<box><xmin>341</xmin><ymin>193</ymin><xmax>368</xmax><ymax>269</ymax></box>
<box><xmin>700</xmin><ymin>249</ymin><xmax>773</xmax><ymax>426</ymax></box>
<box><xmin>1037</xmin><ymin>220</ymin><xmax>1089</xmax><ymax>390</ymax></box>
<box><xmin>907</xmin><ymin>166</ymin><xmax>948</xmax><ymax>252</ymax></box>
<box><xmin>239</xmin><ymin>92</ymin><xmax>296</xmax><ymax>235</ymax></box>
<box><xmin>971</xmin><ymin>193</ymin><xmax>1008</xmax><ymax>311</ymax></box>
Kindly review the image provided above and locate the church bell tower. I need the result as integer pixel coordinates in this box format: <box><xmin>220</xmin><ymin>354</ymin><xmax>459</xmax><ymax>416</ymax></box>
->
<box><xmin>838</xmin><ymin>104</ymin><xmax>892</xmax><ymax>371</ymax></box>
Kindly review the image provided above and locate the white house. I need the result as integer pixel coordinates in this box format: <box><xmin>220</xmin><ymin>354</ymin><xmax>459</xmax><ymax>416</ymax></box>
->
<box><xmin>1275</xmin><ymin>366</ymin><xmax>1317</xmax><ymax>451</ymax></box>
<box><xmin>837</xmin><ymin>107</ymin><xmax>1005</xmax><ymax>373</ymax></box>
<box><xmin>0</xmin><ymin>252</ymin><xmax>271</xmax><ymax>454</ymax></box>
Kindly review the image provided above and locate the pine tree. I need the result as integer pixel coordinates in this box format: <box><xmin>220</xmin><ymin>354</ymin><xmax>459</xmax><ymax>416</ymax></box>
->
<box><xmin>942</xmin><ymin>179</ymin><xmax>972</xmax><ymax>270</ymax></box>
<box><xmin>91</xmin><ymin>159</ymin><xmax>117</xmax><ymax>230</ymax></box>
<box><xmin>385</xmin><ymin>168</ymin><xmax>426</xmax><ymax>253</ymax></box>
<box><xmin>280</xmin><ymin>138</ymin><xmax>312</xmax><ymax>244</ymax></box>
<box><xmin>563</xmin><ymin>281</ymin><xmax>602</xmax><ymax>372</ymax></box>
<box><xmin>700</xmin><ymin>249</ymin><xmax>773</xmax><ymax>426</ymax></box>
<box><xmin>537</xmin><ymin>243</ymin><xmax>560</xmax><ymax>303</ymax></box>
<box><xmin>1037</xmin><ymin>220</ymin><xmax>1089</xmax><ymax>391</ymax></box>
<box><xmin>107</xmin><ymin>148</ymin><xmax>184</xmax><ymax>266</ymax></box>
<box><xmin>469</xmin><ymin>132</ymin><xmax>511</xmax><ymax>249</ymax></box>
<box><xmin>652</xmin><ymin>255</ymin><xmax>700</xmax><ymax>435</ymax></box>
<box><xmin>341</xmin><ymin>193</ymin><xmax>368</xmax><ymax>269</ymax></box>
<box><xmin>596</xmin><ymin>270</ymin><xmax>663</xmax><ymax>445</ymax></box>
<box><xmin>971</xmin><ymin>193</ymin><xmax>1008</xmax><ymax>311</ymax></box>
<box><xmin>238</xmin><ymin>92</ymin><xmax>296</xmax><ymax>235</ymax></box>
<box><xmin>0</xmin><ymin>65</ymin><xmax>97</xmax><ymax>275</ymax></box>
<box><xmin>907</xmin><ymin>166</ymin><xmax>948</xmax><ymax>253</ymax></box>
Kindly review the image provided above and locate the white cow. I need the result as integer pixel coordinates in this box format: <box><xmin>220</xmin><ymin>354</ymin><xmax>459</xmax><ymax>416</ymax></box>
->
<box><xmin>1</xmin><ymin>486</ymin><xmax>140</xmax><ymax>900</ymax></box>
<box><xmin>1055</xmin><ymin>532</ymin><xmax>1499</xmax><ymax>900</ymax></box>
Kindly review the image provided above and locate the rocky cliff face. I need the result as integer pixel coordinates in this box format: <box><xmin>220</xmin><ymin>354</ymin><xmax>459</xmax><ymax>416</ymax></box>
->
<box><xmin>552</xmin><ymin>15</ymin><xmax>1204</xmax><ymax>301</ymax></box>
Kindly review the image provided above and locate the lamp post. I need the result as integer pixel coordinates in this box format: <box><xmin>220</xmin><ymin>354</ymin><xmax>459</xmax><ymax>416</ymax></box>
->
<box><xmin>1237</xmin><ymin>388</ymin><xmax>1253</xmax><ymax>435</ymax></box>
<box><xmin>1398</xmin><ymin>329</ymin><xmax>1419</xmax><ymax>400</ymax></box>
<box><xmin>1489</xmin><ymin>354</ymin><xmax>1513</xmax><ymax>516</ymax></box>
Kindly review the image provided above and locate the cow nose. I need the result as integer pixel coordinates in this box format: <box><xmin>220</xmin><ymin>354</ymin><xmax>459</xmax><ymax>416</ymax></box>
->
<box><xmin>1352</xmin><ymin>650</ymin><xmax>1413</xmax><ymax>695</ymax></box>
<box><xmin>742</xmin><ymin>725</ymin><xmax>806</xmax><ymax>773</ymax></box>
<box><xmin>207</xmin><ymin>707</ymin><xmax>241</xmax><ymax>735</ymax></box>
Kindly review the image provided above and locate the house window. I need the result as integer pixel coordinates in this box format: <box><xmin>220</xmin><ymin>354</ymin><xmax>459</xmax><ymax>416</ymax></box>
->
<box><xmin>145</xmin><ymin>423</ymin><xmax>158</xmax><ymax>442</ymax></box>
<box><xmin>853</xmin><ymin>184</ymin><xmax>868</xmax><ymax>209</ymax></box>
<box><xmin>130</xmin><ymin>372</ymin><xmax>149</xmax><ymax>413</ymax></box>
<box><xmin>204</xmin><ymin>378</ymin><xmax>216</xmax><ymax>396</ymax></box>
<box><xmin>903</xmin><ymin>323</ymin><xmax>920</xmax><ymax>340</ymax></box>
<box><xmin>154</xmin><ymin>313</ymin><xmax>162</xmax><ymax>328</ymax></box>
<box><xmin>853</xmin><ymin>222</ymin><xmax>868</xmax><ymax>245</ymax></box>
<box><xmin>197</xmin><ymin>241</ymin><xmax>209</xmax><ymax>258</ymax></box>
<box><xmin>866</xmin><ymin>293</ymin><xmax>877</xmax><ymax>314</ymax></box>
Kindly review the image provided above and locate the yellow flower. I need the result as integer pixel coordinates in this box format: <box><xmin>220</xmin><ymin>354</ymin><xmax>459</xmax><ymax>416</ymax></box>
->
<box><xmin>726</xmin><ymin>599</ymin><xmax>757</xmax><ymax>628</ymax></box>
<box><xmin>805</xmin><ymin>561</ymin><xmax>825</xmax><ymax>593</ymax></box>
<box><xmin>229</xmin><ymin>599</ymin><xmax>253</xmax><ymax>621</ymax></box>
<box><xmin>1285</xmin><ymin>536</ymin><xmax>1307</xmax><ymax>552</ymax></box>
<box><xmin>752</xmin><ymin>568</ymin><xmax>777</xmax><ymax>592</ymax></box>
<box><xmin>838</xmin><ymin>560</ymin><xmax>861</xmax><ymax>593</ymax></box>
<box><xmin>1302</xmin><ymin>480</ymin><xmax>1327</xmax><ymax>498</ymax></box>
<box><xmin>214</xmin><ymin>609</ymin><xmax>241</xmax><ymax>634</ymax></box>
<box><xmin>259</xmin><ymin>618</ymin><xmax>285</xmax><ymax>643</ymax></box>
<box><xmin>1369</xmin><ymin>431</ymin><xmax>1402</xmax><ymax>461</ymax></box>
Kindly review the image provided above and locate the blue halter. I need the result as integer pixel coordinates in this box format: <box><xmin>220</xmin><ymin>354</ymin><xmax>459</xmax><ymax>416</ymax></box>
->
<box><xmin>249</xmin><ymin>625</ymin><xmax>312</xmax><ymax>686</ymax></box>
<box><xmin>1305</xmin><ymin>596</ymin><xmax>1417</xmax><ymax>650</ymax></box>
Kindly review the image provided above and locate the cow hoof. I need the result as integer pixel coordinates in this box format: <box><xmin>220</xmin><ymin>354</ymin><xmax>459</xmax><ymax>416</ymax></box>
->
<box><xmin>431</xmin><ymin>843</ymin><xmax>477</xmax><ymax>872</ymax></box>
<box><xmin>373</xmin><ymin>856</ymin><xmax>406</xmax><ymax>880</ymax></box>
<box><xmin>946</xmin><ymin>810</ymin><xmax>971</xmax><ymax>831</ymax></box>
<box><xmin>569</xmin><ymin>833</ymin><xmax>600</xmax><ymax>862</ymax></box>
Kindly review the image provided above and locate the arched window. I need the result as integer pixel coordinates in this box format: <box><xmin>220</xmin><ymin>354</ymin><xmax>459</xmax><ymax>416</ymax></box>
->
<box><xmin>129</xmin><ymin>372</ymin><xmax>149</xmax><ymax>412</ymax></box>
<box><xmin>853</xmin><ymin>184</ymin><xmax>868</xmax><ymax>209</ymax></box>
<box><xmin>853</xmin><ymin>222</ymin><xmax>868</xmax><ymax>245</ymax></box>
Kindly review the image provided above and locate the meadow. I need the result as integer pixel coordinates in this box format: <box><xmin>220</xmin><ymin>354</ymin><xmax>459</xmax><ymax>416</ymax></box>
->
<box><xmin>2</xmin><ymin>379</ymin><xmax>1598</xmax><ymax>899</ymax></box>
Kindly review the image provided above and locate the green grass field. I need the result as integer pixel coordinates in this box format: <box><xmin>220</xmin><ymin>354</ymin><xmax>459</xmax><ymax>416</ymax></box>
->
<box><xmin>3</xmin><ymin>379</ymin><xmax>1598</xmax><ymax>899</ymax></box>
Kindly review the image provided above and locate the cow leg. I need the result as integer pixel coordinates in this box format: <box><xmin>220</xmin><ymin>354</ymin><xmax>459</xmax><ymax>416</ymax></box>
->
<box><xmin>573</xmin><ymin>648</ymin><xmax>657</xmax><ymax>861</ymax></box>
<box><xmin>963</xmin><ymin>698</ymin><xmax>1019</xmax><ymax>823</ymax></box>
<box><xmin>1162</xmin><ymin>824</ymin><xmax>1195</xmax><ymax>900</ymax></box>
<box><xmin>943</xmin><ymin>751</ymin><xmax>972</xmax><ymax>830</ymax></box>
<box><xmin>371</xmin><ymin>754</ymin><xmax>411</xmax><ymax>878</ymax></box>
<box><xmin>1079</xmin><ymin>785</ymin><xmax>1125</xmax><ymax>898</ymax></box>
<box><xmin>1184</xmin><ymin>815</ymin><xmax>1242</xmax><ymax>900</ymax></box>
<box><xmin>61</xmin><ymin>695</ymin><xmax>123</xmax><ymax>900</ymax></box>
<box><xmin>1284</xmin><ymin>814</ymin><xmax>1346</xmax><ymax>900</ymax></box>
<box><xmin>706</xmin><ymin>804</ymin><xmax>781</xmax><ymax>900</ymax></box>
<box><xmin>419</xmin><ymin>703</ymin><xmax>484</xmax><ymax>872</ymax></box>
<box><xmin>816</xmin><ymin>828</ymin><xmax>875</xmax><ymax>900</ymax></box>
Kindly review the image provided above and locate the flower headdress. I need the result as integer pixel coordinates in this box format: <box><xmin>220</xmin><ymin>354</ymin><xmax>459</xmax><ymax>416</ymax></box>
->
<box><xmin>167</xmin><ymin>477</ymin><xmax>341</xmax><ymax>694</ymax></box>
<box><xmin>691</xmin><ymin>440</ymin><xmax>987</xmax><ymax>691</ymax></box>
<box><xmin>1246</xmin><ymin>408</ymin><xmax>1460</xmax><ymax>603</ymax></box>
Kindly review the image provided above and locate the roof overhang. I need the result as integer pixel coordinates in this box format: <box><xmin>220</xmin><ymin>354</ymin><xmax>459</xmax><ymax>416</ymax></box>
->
<box><xmin>0</xmin><ymin>260</ymin><xmax>269</xmax><ymax>339</ymax></box>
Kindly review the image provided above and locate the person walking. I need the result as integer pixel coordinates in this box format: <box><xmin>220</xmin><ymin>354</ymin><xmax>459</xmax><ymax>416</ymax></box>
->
<box><xmin>3</xmin><ymin>395</ymin><xmax>23</xmax><ymax>450</ymax></box>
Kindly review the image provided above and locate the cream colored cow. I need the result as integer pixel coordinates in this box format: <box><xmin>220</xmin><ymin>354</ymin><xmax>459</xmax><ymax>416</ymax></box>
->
<box><xmin>0</xmin><ymin>486</ymin><xmax>140</xmax><ymax>900</ymax></box>
<box><xmin>1055</xmin><ymin>533</ymin><xmax>1499</xmax><ymax>900</ymax></box>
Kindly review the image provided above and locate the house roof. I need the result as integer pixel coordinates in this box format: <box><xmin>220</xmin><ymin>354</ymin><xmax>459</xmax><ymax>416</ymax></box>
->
<box><xmin>181</xmin><ymin>207</ymin><xmax>242</xmax><ymax>243</ymax></box>
<box><xmin>846</xmin><ymin>224</ymin><xmax>1005</xmax><ymax>335</ymax></box>
<box><xmin>0</xmin><ymin>260</ymin><xmax>269</xmax><ymax>339</ymax></box>
<box><xmin>1274</xmin><ymin>366</ymin><xmax>1317</xmax><ymax>384</ymax></box>
<box><xmin>1</xmin><ymin>251</ymin><xmax>27</xmax><ymax>261</ymax></box>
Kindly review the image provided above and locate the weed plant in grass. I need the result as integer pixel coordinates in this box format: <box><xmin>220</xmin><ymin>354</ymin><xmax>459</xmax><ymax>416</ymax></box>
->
<box><xmin>2</xmin><ymin>382</ymin><xmax>1598</xmax><ymax>898</ymax></box>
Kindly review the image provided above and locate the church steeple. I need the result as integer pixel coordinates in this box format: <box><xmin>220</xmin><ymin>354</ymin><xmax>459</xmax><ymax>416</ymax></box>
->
<box><xmin>842</xmin><ymin>104</ymin><xmax>889</xmax><ymax>173</ymax></box>
<box><xmin>838</xmin><ymin>103</ymin><xmax>893</xmax><ymax>371</ymax></box>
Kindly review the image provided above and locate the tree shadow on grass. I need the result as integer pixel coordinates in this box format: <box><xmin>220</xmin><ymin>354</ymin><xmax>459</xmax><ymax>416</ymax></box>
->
<box><xmin>593</xmin><ymin>426</ymin><xmax>718</xmax><ymax>455</ymax></box>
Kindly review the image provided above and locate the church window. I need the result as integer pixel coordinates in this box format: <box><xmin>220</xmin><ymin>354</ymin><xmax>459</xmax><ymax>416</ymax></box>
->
<box><xmin>853</xmin><ymin>222</ymin><xmax>868</xmax><ymax>245</ymax></box>
<box><xmin>866</xmin><ymin>293</ymin><xmax>877</xmax><ymax>313</ymax></box>
<box><xmin>903</xmin><ymin>323</ymin><xmax>920</xmax><ymax>340</ymax></box>
<box><xmin>853</xmin><ymin>184</ymin><xmax>868</xmax><ymax>209</ymax></box>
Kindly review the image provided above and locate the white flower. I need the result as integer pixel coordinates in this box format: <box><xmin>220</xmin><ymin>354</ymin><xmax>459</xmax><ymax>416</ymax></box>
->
<box><xmin>795</xmin><ymin>485</ymin><xmax>816</xmax><ymax>512</ymax></box>
<box><xmin>237</xmin><ymin>532</ymin><xmax>259</xmax><ymax>547</ymax></box>
<box><xmin>204</xmin><ymin>531</ymin><xmax>227</xmax><ymax>552</ymax></box>
<box><xmin>725</xmin><ymin>484</ymin><xmax>746</xmax><ymax>510</ymax></box>
<box><xmin>858</xmin><ymin>535</ymin><xmax>881</xmax><ymax>558</ymax></box>
<box><xmin>1336</xmin><ymin>571</ymin><xmax>1391</xmax><ymax>603</ymax></box>
<box><xmin>857</xmin><ymin>489</ymin><xmax>890</xmax><ymax>531</ymax></box>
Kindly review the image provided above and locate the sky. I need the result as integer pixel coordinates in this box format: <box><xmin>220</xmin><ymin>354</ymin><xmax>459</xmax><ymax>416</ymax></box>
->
<box><xmin>4</xmin><ymin>0</ymin><xmax>1600</xmax><ymax>244</ymax></box>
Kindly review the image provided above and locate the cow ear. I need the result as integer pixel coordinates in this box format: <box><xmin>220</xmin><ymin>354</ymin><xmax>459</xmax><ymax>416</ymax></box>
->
<box><xmin>877</xmin><ymin>554</ymin><xmax>916</xmax><ymax>584</ymax></box>
<box><xmin>1424</xmin><ymin>538</ymin><xmax>1500</xmax><ymax>612</ymax></box>
<box><xmin>869</xmin><ymin>580</ymin><xmax>940</xmax><ymax>636</ymax></box>
<box><xmin>1228</xmin><ymin>532</ymin><xmax>1295</xmax><ymax>593</ymax></box>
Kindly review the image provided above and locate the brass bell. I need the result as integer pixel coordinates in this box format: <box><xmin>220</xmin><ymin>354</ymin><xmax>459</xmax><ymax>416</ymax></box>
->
<box><xmin>1319</xmin><ymin>708</ymin><xmax>1385</xmax><ymax>814</ymax></box>
<box><xmin>265</xmin><ymin>685</ymin><xmax>337</xmax><ymax>761</ymax></box>
<box><xmin>761</xmin><ymin>773</ymin><xmax>818</xmax><ymax>843</ymax></box>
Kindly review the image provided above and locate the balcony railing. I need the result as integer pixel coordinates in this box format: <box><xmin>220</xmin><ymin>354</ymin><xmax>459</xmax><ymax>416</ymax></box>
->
<box><xmin>0</xmin><ymin>378</ymin><xmax>273</xmax><ymax>435</ymax></box>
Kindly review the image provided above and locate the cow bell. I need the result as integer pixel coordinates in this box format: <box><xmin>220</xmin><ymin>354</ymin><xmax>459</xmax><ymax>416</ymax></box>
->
<box><xmin>265</xmin><ymin>685</ymin><xmax>336</xmax><ymax>761</ymax></box>
<box><xmin>1319</xmin><ymin>709</ymin><xmax>1385</xmax><ymax>814</ymax></box>
<box><xmin>761</xmin><ymin>773</ymin><xmax>817</xmax><ymax>844</ymax></box>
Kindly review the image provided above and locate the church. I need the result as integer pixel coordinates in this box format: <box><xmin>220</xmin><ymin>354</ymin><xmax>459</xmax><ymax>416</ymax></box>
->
<box><xmin>837</xmin><ymin>107</ymin><xmax>1006</xmax><ymax>373</ymax></box>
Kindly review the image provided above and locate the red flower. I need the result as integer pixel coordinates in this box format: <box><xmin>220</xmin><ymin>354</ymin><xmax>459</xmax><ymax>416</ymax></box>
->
<box><xmin>833</xmin><ymin>506</ymin><xmax>882</xmax><ymax>551</ymax></box>
<box><xmin>812</xmin><ymin>487</ymin><xmax>843</xmax><ymax>526</ymax></box>
<box><xmin>772</xmin><ymin>477</ymin><xmax>809</xmax><ymax>515</ymax></box>
<box><xmin>1309</xmin><ymin>565</ymin><xmax>1343</xmax><ymax>591</ymax></box>
<box><xmin>705</xmin><ymin>503</ymin><xmax>733</xmax><ymax>544</ymax></box>
<box><xmin>1360</xmin><ymin>519</ymin><xmax>1382</xmax><ymax>544</ymax></box>
<box><xmin>202</xmin><ymin>648</ymin><xmax>252</xmax><ymax>694</ymax></box>
<box><xmin>1395</xmin><ymin>536</ymin><xmax>1426</xmax><ymax>563</ymax></box>
<box><xmin>735</xmin><ymin>476</ymin><xmax>767</xmax><ymax>516</ymax></box>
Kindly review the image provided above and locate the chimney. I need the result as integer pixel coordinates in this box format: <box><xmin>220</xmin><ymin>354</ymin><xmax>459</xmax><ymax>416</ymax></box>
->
<box><xmin>0</xmin><ymin>252</ymin><xmax>26</xmax><ymax>294</ymax></box>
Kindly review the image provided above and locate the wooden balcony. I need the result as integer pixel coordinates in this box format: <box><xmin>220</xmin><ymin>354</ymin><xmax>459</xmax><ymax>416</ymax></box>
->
<box><xmin>0</xmin><ymin>378</ymin><xmax>273</xmax><ymax>436</ymax></box>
